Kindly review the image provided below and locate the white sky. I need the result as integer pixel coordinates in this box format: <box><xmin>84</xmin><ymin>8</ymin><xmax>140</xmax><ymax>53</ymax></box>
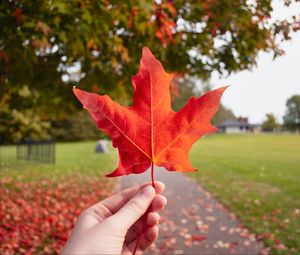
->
<box><xmin>211</xmin><ymin>1</ymin><xmax>300</xmax><ymax>124</ymax></box>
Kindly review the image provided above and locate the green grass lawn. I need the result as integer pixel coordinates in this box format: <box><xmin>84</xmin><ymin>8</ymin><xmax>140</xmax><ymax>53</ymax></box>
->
<box><xmin>1</xmin><ymin>141</ymin><xmax>117</xmax><ymax>181</ymax></box>
<box><xmin>190</xmin><ymin>134</ymin><xmax>300</xmax><ymax>255</ymax></box>
<box><xmin>54</xmin><ymin>141</ymin><xmax>117</xmax><ymax>176</ymax></box>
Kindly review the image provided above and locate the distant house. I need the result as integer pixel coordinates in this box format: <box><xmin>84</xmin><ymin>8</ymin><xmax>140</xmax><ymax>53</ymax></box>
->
<box><xmin>217</xmin><ymin>117</ymin><xmax>260</xmax><ymax>133</ymax></box>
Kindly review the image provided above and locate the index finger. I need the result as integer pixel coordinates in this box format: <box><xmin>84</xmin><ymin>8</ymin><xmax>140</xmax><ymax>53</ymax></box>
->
<box><xmin>94</xmin><ymin>181</ymin><xmax>165</xmax><ymax>214</ymax></box>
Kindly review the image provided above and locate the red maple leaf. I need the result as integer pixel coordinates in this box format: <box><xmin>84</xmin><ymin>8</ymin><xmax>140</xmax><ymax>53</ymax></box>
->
<box><xmin>73</xmin><ymin>47</ymin><xmax>227</xmax><ymax>180</ymax></box>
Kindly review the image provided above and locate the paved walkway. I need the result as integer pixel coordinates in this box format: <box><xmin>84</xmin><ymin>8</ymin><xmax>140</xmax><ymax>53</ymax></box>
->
<box><xmin>121</xmin><ymin>167</ymin><xmax>264</xmax><ymax>255</ymax></box>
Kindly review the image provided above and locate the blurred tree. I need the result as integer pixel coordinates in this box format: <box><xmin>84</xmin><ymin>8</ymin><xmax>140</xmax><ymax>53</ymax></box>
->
<box><xmin>212</xmin><ymin>105</ymin><xmax>236</xmax><ymax>125</ymax></box>
<box><xmin>261</xmin><ymin>113</ymin><xmax>279</xmax><ymax>132</ymax></box>
<box><xmin>51</xmin><ymin>111</ymin><xmax>107</xmax><ymax>141</ymax></box>
<box><xmin>0</xmin><ymin>0</ymin><xmax>299</xmax><ymax>140</ymax></box>
<box><xmin>0</xmin><ymin>85</ymin><xmax>50</xmax><ymax>142</ymax></box>
<box><xmin>171</xmin><ymin>75</ymin><xmax>201</xmax><ymax>111</ymax></box>
<box><xmin>283</xmin><ymin>95</ymin><xmax>300</xmax><ymax>131</ymax></box>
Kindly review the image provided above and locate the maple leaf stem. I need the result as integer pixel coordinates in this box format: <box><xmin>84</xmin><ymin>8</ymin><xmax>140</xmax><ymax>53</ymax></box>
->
<box><xmin>132</xmin><ymin>163</ymin><xmax>155</xmax><ymax>255</ymax></box>
<box><xmin>132</xmin><ymin>234</ymin><xmax>141</xmax><ymax>255</ymax></box>
<box><xmin>151</xmin><ymin>162</ymin><xmax>155</xmax><ymax>188</ymax></box>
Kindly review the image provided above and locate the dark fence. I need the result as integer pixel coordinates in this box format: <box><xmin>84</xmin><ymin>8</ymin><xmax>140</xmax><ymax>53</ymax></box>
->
<box><xmin>0</xmin><ymin>140</ymin><xmax>55</xmax><ymax>170</ymax></box>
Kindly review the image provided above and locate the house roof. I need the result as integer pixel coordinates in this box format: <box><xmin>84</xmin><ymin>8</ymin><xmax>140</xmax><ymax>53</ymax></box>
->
<box><xmin>218</xmin><ymin>119</ymin><xmax>250</xmax><ymax>128</ymax></box>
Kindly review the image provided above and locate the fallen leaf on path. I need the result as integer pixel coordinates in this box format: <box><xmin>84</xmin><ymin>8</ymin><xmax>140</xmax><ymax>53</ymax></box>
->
<box><xmin>191</xmin><ymin>234</ymin><xmax>207</xmax><ymax>242</ymax></box>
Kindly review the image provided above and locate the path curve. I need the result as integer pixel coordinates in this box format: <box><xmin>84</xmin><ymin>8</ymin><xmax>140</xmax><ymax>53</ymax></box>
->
<box><xmin>121</xmin><ymin>167</ymin><xmax>264</xmax><ymax>255</ymax></box>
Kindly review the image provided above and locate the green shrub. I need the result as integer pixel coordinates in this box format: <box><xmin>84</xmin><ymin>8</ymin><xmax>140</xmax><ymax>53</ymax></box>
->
<box><xmin>51</xmin><ymin>111</ymin><xmax>106</xmax><ymax>141</ymax></box>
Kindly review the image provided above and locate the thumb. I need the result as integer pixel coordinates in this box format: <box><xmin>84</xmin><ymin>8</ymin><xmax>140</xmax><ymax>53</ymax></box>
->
<box><xmin>109</xmin><ymin>185</ymin><xmax>155</xmax><ymax>230</ymax></box>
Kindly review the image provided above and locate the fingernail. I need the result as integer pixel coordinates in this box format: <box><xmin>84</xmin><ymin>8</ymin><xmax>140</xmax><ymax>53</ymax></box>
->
<box><xmin>140</xmin><ymin>185</ymin><xmax>155</xmax><ymax>198</ymax></box>
<box><xmin>162</xmin><ymin>196</ymin><xmax>168</xmax><ymax>206</ymax></box>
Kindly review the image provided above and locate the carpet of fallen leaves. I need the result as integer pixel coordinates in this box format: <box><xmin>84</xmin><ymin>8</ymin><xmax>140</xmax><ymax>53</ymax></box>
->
<box><xmin>0</xmin><ymin>174</ymin><xmax>114</xmax><ymax>255</ymax></box>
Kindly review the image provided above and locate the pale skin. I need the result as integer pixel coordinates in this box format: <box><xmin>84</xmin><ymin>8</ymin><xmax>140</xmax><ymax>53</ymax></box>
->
<box><xmin>62</xmin><ymin>182</ymin><xmax>167</xmax><ymax>255</ymax></box>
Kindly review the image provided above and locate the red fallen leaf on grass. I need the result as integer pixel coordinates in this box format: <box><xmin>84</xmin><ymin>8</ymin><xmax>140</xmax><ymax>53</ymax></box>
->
<box><xmin>191</xmin><ymin>234</ymin><xmax>207</xmax><ymax>242</ymax></box>
<box><xmin>74</xmin><ymin>47</ymin><xmax>228</xmax><ymax>183</ymax></box>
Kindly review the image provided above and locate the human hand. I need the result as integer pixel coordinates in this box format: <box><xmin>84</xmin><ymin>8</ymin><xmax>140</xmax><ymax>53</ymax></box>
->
<box><xmin>62</xmin><ymin>181</ymin><xmax>167</xmax><ymax>255</ymax></box>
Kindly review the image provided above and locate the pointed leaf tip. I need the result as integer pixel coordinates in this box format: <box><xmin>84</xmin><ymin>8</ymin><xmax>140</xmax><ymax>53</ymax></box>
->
<box><xmin>73</xmin><ymin>86</ymin><xmax>81</xmax><ymax>98</ymax></box>
<box><xmin>142</xmin><ymin>46</ymin><xmax>151</xmax><ymax>54</ymax></box>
